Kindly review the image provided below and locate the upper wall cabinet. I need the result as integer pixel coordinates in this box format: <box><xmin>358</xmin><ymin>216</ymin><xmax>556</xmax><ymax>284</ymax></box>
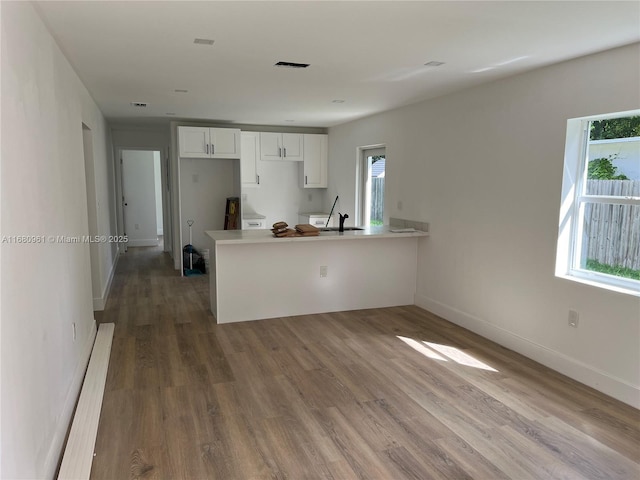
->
<box><xmin>240</xmin><ymin>132</ymin><xmax>261</xmax><ymax>187</ymax></box>
<box><xmin>301</xmin><ymin>134</ymin><xmax>328</xmax><ymax>188</ymax></box>
<box><xmin>178</xmin><ymin>126</ymin><xmax>241</xmax><ymax>159</ymax></box>
<box><xmin>260</xmin><ymin>132</ymin><xmax>303</xmax><ymax>161</ymax></box>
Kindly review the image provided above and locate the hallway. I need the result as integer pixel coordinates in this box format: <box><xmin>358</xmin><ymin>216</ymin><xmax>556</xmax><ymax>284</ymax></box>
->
<box><xmin>91</xmin><ymin>246</ymin><xmax>639</xmax><ymax>479</ymax></box>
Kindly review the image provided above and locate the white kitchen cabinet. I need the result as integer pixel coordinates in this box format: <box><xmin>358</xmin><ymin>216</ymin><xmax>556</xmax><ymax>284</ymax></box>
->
<box><xmin>260</xmin><ymin>132</ymin><xmax>303</xmax><ymax>161</ymax></box>
<box><xmin>240</xmin><ymin>132</ymin><xmax>261</xmax><ymax>187</ymax></box>
<box><xmin>178</xmin><ymin>126</ymin><xmax>241</xmax><ymax>159</ymax></box>
<box><xmin>301</xmin><ymin>134</ymin><xmax>328</xmax><ymax>188</ymax></box>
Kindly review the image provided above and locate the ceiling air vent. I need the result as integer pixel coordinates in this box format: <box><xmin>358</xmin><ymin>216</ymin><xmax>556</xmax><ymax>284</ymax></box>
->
<box><xmin>194</xmin><ymin>38</ymin><xmax>215</xmax><ymax>45</ymax></box>
<box><xmin>130</xmin><ymin>102</ymin><xmax>147</xmax><ymax>107</ymax></box>
<box><xmin>275</xmin><ymin>61</ymin><xmax>310</xmax><ymax>69</ymax></box>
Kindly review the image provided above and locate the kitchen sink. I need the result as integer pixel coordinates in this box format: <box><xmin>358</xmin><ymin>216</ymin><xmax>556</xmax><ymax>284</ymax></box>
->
<box><xmin>320</xmin><ymin>227</ymin><xmax>365</xmax><ymax>231</ymax></box>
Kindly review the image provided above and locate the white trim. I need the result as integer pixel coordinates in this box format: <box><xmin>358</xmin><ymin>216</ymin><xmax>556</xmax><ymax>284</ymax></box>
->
<box><xmin>590</xmin><ymin>136</ymin><xmax>640</xmax><ymax>145</ymax></box>
<box><xmin>92</xmin><ymin>245</ymin><xmax>120</xmax><ymax>311</ymax></box>
<box><xmin>578</xmin><ymin>195</ymin><xmax>640</xmax><ymax>205</ymax></box>
<box><xmin>414</xmin><ymin>294</ymin><xmax>640</xmax><ymax>409</ymax></box>
<box><xmin>58</xmin><ymin>323</ymin><xmax>114</xmax><ymax>480</ymax></box>
<box><xmin>43</xmin><ymin>320</ymin><xmax>97</xmax><ymax>480</ymax></box>
<box><xmin>126</xmin><ymin>238</ymin><xmax>159</xmax><ymax>248</ymax></box>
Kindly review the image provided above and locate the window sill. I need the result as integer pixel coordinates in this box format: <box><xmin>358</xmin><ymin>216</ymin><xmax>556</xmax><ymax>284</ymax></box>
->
<box><xmin>556</xmin><ymin>272</ymin><xmax>640</xmax><ymax>297</ymax></box>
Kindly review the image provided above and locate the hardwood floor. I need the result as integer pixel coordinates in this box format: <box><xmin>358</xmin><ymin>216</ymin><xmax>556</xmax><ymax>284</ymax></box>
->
<box><xmin>91</xmin><ymin>244</ymin><xmax>640</xmax><ymax>479</ymax></box>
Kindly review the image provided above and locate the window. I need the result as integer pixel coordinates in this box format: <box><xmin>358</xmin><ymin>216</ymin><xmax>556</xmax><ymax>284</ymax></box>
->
<box><xmin>556</xmin><ymin>111</ymin><xmax>640</xmax><ymax>295</ymax></box>
<box><xmin>357</xmin><ymin>146</ymin><xmax>386</xmax><ymax>226</ymax></box>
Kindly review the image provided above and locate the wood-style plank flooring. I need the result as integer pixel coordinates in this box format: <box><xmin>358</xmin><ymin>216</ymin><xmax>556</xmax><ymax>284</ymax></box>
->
<box><xmin>92</xmin><ymin>243</ymin><xmax>640</xmax><ymax>479</ymax></box>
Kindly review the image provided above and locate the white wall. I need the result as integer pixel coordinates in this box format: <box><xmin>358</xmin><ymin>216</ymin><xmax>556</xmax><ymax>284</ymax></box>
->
<box><xmin>1</xmin><ymin>2</ymin><xmax>116</xmax><ymax>478</ymax></box>
<box><xmin>180</xmin><ymin>158</ymin><xmax>239</xmax><ymax>254</ymax></box>
<box><xmin>242</xmin><ymin>160</ymin><xmax>323</xmax><ymax>228</ymax></box>
<box><xmin>328</xmin><ymin>43</ymin><xmax>640</xmax><ymax>407</ymax></box>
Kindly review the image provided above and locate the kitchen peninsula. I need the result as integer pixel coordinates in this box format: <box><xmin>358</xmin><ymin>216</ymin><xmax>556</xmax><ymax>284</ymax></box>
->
<box><xmin>206</xmin><ymin>226</ymin><xmax>428</xmax><ymax>323</ymax></box>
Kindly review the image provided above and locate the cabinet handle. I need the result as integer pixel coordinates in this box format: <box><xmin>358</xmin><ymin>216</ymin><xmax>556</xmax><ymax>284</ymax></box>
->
<box><xmin>278</xmin><ymin>146</ymin><xmax>282</xmax><ymax>157</ymax></box>
<box><xmin>283</xmin><ymin>147</ymin><xmax>287</xmax><ymax>157</ymax></box>
<box><xmin>205</xmin><ymin>143</ymin><xmax>209</xmax><ymax>154</ymax></box>
<box><xmin>211</xmin><ymin>144</ymin><xmax>215</xmax><ymax>155</ymax></box>
<box><xmin>305</xmin><ymin>175</ymin><xmax>308</xmax><ymax>185</ymax></box>
<box><xmin>249</xmin><ymin>222</ymin><xmax>260</xmax><ymax>226</ymax></box>
<box><xmin>256</xmin><ymin>175</ymin><xmax>260</xmax><ymax>184</ymax></box>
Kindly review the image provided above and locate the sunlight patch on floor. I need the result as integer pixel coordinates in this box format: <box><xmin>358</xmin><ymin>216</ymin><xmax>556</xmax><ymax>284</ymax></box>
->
<box><xmin>396</xmin><ymin>336</ymin><xmax>498</xmax><ymax>372</ymax></box>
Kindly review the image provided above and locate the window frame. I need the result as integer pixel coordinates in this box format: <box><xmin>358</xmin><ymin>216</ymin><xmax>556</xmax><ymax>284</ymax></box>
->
<box><xmin>556</xmin><ymin>110</ymin><xmax>640</xmax><ymax>296</ymax></box>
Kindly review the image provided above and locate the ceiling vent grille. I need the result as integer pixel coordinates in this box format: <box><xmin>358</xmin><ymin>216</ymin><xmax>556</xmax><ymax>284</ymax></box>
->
<box><xmin>194</xmin><ymin>38</ymin><xmax>215</xmax><ymax>45</ymax></box>
<box><xmin>275</xmin><ymin>61</ymin><xmax>310</xmax><ymax>69</ymax></box>
<box><xmin>130</xmin><ymin>102</ymin><xmax>147</xmax><ymax>107</ymax></box>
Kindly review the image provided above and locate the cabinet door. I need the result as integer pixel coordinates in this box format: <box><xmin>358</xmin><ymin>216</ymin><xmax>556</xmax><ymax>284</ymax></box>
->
<box><xmin>260</xmin><ymin>132</ymin><xmax>283</xmax><ymax>161</ymax></box>
<box><xmin>178</xmin><ymin>126</ymin><xmax>210</xmax><ymax>158</ymax></box>
<box><xmin>240</xmin><ymin>132</ymin><xmax>260</xmax><ymax>187</ymax></box>
<box><xmin>282</xmin><ymin>133</ymin><xmax>304</xmax><ymax>161</ymax></box>
<box><xmin>211</xmin><ymin>128</ymin><xmax>241</xmax><ymax>159</ymax></box>
<box><xmin>302</xmin><ymin>134</ymin><xmax>328</xmax><ymax>188</ymax></box>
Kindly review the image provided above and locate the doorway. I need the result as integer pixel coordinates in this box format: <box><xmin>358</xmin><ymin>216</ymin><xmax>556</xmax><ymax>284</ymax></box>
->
<box><xmin>358</xmin><ymin>147</ymin><xmax>386</xmax><ymax>226</ymax></box>
<box><xmin>121</xmin><ymin>149</ymin><xmax>164</xmax><ymax>247</ymax></box>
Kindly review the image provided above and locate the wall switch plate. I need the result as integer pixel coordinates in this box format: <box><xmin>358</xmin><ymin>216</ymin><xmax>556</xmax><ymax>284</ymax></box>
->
<box><xmin>568</xmin><ymin>310</ymin><xmax>579</xmax><ymax>328</ymax></box>
<box><xmin>320</xmin><ymin>266</ymin><xmax>328</xmax><ymax>277</ymax></box>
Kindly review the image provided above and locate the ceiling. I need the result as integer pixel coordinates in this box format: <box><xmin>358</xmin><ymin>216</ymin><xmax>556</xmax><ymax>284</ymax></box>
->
<box><xmin>34</xmin><ymin>1</ymin><xmax>640</xmax><ymax>128</ymax></box>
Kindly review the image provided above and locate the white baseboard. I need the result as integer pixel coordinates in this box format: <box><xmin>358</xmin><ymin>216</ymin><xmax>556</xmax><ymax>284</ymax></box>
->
<box><xmin>126</xmin><ymin>238</ymin><xmax>159</xmax><ymax>248</ymax></box>
<box><xmin>44</xmin><ymin>320</ymin><xmax>97</xmax><ymax>480</ymax></box>
<box><xmin>415</xmin><ymin>294</ymin><xmax>640</xmax><ymax>409</ymax></box>
<box><xmin>92</xmin><ymin>247</ymin><xmax>120</xmax><ymax>311</ymax></box>
<box><xmin>58</xmin><ymin>323</ymin><xmax>114</xmax><ymax>480</ymax></box>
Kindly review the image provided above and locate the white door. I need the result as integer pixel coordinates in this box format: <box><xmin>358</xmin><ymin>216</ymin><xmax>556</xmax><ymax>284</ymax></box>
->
<box><xmin>122</xmin><ymin>150</ymin><xmax>159</xmax><ymax>247</ymax></box>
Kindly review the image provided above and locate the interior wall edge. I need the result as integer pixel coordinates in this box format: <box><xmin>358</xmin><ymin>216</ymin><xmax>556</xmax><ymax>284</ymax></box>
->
<box><xmin>92</xmin><ymin>246</ymin><xmax>120</xmax><ymax>312</ymax></box>
<box><xmin>414</xmin><ymin>294</ymin><xmax>640</xmax><ymax>409</ymax></box>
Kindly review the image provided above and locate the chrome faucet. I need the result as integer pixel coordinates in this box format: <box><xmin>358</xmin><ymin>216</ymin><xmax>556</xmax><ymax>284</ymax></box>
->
<box><xmin>339</xmin><ymin>213</ymin><xmax>349</xmax><ymax>232</ymax></box>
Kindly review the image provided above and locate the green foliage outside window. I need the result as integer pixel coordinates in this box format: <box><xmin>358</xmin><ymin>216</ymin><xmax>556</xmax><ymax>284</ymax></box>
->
<box><xmin>587</xmin><ymin>157</ymin><xmax>629</xmax><ymax>180</ymax></box>
<box><xmin>590</xmin><ymin>116</ymin><xmax>640</xmax><ymax>140</ymax></box>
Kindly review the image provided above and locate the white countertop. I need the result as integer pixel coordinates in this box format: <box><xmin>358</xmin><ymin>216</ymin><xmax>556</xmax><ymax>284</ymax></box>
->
<box><xmin>206</xmin><ymin>225</ymin><xmax>429</xmax><ymax>245</ymax></box>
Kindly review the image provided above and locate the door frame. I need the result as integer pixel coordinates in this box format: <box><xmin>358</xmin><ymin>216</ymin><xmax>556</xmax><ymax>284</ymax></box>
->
<box><xmin>115</xmin><ymin>146</ymin><xmax>171</xmax><ymax>254</ymax></box>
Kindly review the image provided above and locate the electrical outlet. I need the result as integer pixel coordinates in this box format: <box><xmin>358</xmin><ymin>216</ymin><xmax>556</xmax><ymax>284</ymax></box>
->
<box><xmin>320</xmin><ymin>266</ymin><xmax>328</xmax><ymax>277</ymax></box>
<box><xmin>397</xmin><ymin>200</ymin><xmax>403</xmax><ymax>211</ymax></box>
<box><xmin>72</xmin><ymin>322</ymin><xmax>77</xmax><ymax>341</ymax></box>
<box><xmin>568</xmin><ymin>310</ymin><xmax>579</xmax><ymax>328</ymax></box>
<box><xmin>135</xmin><ymin>223</ymin><xmax>140</xmax><ymax>230</ymax></box>
<box><xmin>308</xmin><ymin>193</ymin><xmax>312</xmax><ymax>202</ymax></box>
